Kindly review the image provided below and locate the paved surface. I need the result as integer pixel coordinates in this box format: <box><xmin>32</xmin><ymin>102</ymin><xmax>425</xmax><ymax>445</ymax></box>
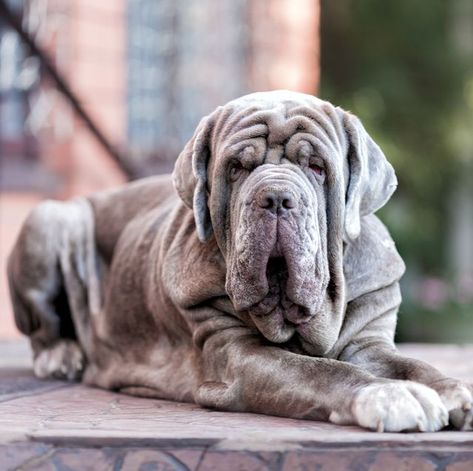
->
<box><xmin>1</xmin><ymin>340</ymin><xmax>473</xmax><ymax>470</ymax></box>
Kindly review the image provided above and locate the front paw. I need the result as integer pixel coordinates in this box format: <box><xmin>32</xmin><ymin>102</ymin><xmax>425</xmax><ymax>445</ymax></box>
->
<box><xmin>430</xmin><ymin>378</ymin><xmax>473</xmax><ymax>430</ymax></box>
<box><xmin>330</xmin><ymin>381</ymin><xmax>448</xmax><ymax>432</ymax></box>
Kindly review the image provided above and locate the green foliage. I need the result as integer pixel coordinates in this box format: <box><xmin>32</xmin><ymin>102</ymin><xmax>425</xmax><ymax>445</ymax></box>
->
<box><xmin>320</xmin><ymin>0</ymin><xmax>473</xmax><ymax>274</ymax></box>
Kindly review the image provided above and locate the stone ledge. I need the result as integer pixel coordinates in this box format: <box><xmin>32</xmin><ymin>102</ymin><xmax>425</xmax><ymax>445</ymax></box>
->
<box><xmin>1</xmin><ymin>340</ymin><xmax>473</xmax><ymax>470</ymax></box>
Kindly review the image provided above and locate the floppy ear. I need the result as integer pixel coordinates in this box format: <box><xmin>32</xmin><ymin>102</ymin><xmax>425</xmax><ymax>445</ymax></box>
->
<box><xmin>343</xmin><ymin>112</ymin><xmax>397</xmax><ymax>240</ymax></box>
<box><xmin>173</xmin><ymin>114</ymin><xmax>214</xmax><ymax>242</ymax></box>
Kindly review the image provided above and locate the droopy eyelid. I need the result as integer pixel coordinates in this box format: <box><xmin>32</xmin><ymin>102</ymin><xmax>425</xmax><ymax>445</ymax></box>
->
<box><xmin>309</xmin><ymin>157</ymin><xmax>325</xmax><ymax>169</ymax></box>
<box><xmin>231</xmin><ymin>158</ymin><xmax>255</xmax><ymax>171</ymax></box>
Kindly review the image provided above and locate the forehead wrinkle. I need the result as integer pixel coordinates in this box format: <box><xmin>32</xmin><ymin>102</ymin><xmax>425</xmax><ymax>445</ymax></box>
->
<box><xmin>265</xmin><ymin>104</ymin><xmax>293</xmax><ymax>147</ymax></box>
<box><xmin>291</xmin><ymin>106</ymin><xmax>341</xmax><ymax>151</ymax></box>
<box><xmin>285</xmin><ymin>116</ymin><xmax>335</xmax><ymax>155</ymax></box>
<box><xmin>214</xmin><ymin>106</ymin><xmax>234</xmax><ymax>134</ymax></box>
<box><xmin>292</xmin><ymin>125</ymin><xmax>341</xmax><ymax>162</ymax></box>
<box><xmin>224</xmin><ymin>103</ymin><xmax>290</xmax><ymax>147</ymax></box>
<box><xmin>210</xmin><ymin>106</ymin><xmax>234</xmax><ymax>156</ymax></box>
<box><xmin>323</xmin><ymin>105</ymin><xmax>348</xmax><ymax>156</ymax></box>
<box><xmin>221</xmin><ymin>138</ymin><xmax>267</xmax><ymax>168</ymax></box>
<box><xmin>311</xmin><ymin>128</ymin><xmax>340</xmax><ymax>157</ymax></box>
<box><xmin>214</xmin><ymin>110</ymin><xmax>270</xmax><ymax>158</ymax></box>
<box><xmin>214</xmin><ymin>98</ymin><xmax>349</xmax><ymax>170</ymax></box>
<box><xmin>232</xmin><ymin>109</ymin><xmax>277</xmax><ymax>134</ymax></box>
<box><xmin>224</xmin><ymin>124</ymin><xmax>268</xmax><ymax>148</ymax></box>
<box><xmin>215</xmin><ymin>105</ymin><xmax>262</xmax><ymax>146</ymax></box>
<box><xmin>228</xmin><ymin>105</ymin><xmax>263</xmax><ymax>127</ymax></box>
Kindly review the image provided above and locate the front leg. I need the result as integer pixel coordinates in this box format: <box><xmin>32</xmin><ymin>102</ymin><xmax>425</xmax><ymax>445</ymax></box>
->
<box><xmin>342</xmin><ymin>341</ymin><xmax>473</xmax><ymax>430</ymax></box>
<box><xmin>339</xmin><ymin>287</ymin><xmax>473</xmax><ymax>430</ymax></box>
<box><xmin>192</xmin><ymin>317</ymin><xmax>448</xmax><ymax>432</ymax></box>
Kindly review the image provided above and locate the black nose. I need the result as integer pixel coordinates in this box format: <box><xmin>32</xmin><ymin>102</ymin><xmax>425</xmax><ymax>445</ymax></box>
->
<box><xmin>258</xmin><ymin>190</ymin><xmax>296</xmax><ymax>214</ymax></box>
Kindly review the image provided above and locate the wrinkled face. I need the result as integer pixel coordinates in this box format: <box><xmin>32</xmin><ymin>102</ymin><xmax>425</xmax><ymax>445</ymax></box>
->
<box><xmin>174</xmin><ymin>91</ymin><xmax>397</xmax><ymax>354</ymax></box>
<box><xmin>223</xmin><ymin>147</ymin><xmax>332</xmax><ymax>344</ymax></box>
<box><xmin>206</xmin><ymin>96</ymin><xmax>348</xmax><ymax>352</ymax></box>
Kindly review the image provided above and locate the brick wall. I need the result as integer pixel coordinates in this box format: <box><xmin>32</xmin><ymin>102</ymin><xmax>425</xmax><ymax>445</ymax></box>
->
<box><xmin>0</xmin><ymin>0</ymin><xmax>320</xmax><ymax>338</ymax></box>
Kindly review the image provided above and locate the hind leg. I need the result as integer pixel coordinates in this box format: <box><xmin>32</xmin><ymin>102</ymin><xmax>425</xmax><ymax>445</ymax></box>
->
<box><xmin>25</xmin><ymin>289</ymin><xmax>84</xmax><ymax>380</ymax></box>
<box><xmin>26</xmin><ymin>291</ymin><xmax>85</xmax><ymax>380</ymax></box>
<box><xmin>33</xmin><ymin>339</ymin><xmax>84</xmax><ymax>380</ymax></box>
<box><xmin>7</xmin><ymin>200</ymin><xmax>86</xmax><ymax>380</ymax></box>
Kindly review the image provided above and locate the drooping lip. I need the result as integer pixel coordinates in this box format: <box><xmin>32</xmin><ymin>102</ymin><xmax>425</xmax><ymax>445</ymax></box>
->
<box><xmin>227</xmin><ymin>182</ymin><xmax>326</xmax><ymax>333</ymax></box>
<box><xmin>245</xmin><ymin>254</ymin><xmax>316</xmax><ymax>324</ymax></box>
<box><xmin>231</xmin><ymin>225</ymin><xmax>335</xmax><ymax>348</ymax></box>
<box><xmin>248</xmin><ymin>296</ymin><xmax>315</xmax><ymax>324</ymax></box>
<box><xmin>251</xmin><ymin>309</ymin><xmax>296</xmax><ymax>343</ymax></box>
<box><xmin>241</xmin><ymin>254</ymin><xmax>288</xmax><ymax>314</ymax></box>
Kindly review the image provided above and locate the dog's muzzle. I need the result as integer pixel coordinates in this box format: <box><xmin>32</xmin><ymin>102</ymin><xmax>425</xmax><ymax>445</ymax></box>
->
<box><xmin>227</xmin><ymin>164</ymin><xmax>324</xmax><ymax>342</ymax></box>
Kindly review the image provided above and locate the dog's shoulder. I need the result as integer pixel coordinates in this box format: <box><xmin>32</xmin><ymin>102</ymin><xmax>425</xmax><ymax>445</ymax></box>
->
<box><xmin>161</xmin><ymin>221</ymin><xmax>227</xmax><ymax>309</ymax></box>
<box><xmin>344</xmin><ymin>214</ymin><xmax>405</xmax><ymax>302</ymax></box>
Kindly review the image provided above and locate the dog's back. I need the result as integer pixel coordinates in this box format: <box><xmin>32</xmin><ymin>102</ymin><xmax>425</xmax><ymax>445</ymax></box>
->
<box><xmin>88</xmin><ymin>175</ymin><xmax>176</xmax><ymax>263</ymax></box>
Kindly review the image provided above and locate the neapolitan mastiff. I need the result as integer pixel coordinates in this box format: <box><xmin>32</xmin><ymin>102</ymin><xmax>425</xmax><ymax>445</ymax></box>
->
<box><xmin>8</xmin><ymin>91</ymin><xmax>473</xmax><ymax>432</ymax></box>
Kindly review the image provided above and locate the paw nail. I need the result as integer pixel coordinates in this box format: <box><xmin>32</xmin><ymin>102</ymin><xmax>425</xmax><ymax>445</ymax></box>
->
<box><xmin>376</xmin><ymin>420</ymin><xmax>384</xmax><ymax>433</ymax></box>
<box><xmin>463</xmin><ymin>403</ymin><xmax>472</xmax><ymax>411</ymax></box>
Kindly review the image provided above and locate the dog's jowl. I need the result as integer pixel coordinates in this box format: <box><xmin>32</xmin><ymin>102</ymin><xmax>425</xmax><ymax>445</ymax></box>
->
<box><xmin>7</xmin><ymin>91</ymin><xmax>473</xmax><ymax>432</ymax></box>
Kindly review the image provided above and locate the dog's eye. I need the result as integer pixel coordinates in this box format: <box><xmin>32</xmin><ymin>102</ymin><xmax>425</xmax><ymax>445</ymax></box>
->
<box><xmin>229</xmin><ymin>162</ymin><xmax>245</xmax><ymax>182</ymax></box>
<box><xmin>310</xmin><ymin>164</ymin><xmax>324</xmax><ymax>177</ymax></box>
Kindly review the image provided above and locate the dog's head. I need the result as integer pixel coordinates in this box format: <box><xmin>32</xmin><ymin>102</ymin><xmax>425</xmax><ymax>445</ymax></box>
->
<box><xmin>173</xmin><ymin>91</ymin><xmax>396</xmax><ymax>354</ymax></box>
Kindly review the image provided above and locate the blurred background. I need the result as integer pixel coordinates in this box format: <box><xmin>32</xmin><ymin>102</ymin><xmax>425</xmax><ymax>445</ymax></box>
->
<box><xmin>0</xmin><ymin>0</ymin><xmax>472</xmax><ymax>342</ymax></box>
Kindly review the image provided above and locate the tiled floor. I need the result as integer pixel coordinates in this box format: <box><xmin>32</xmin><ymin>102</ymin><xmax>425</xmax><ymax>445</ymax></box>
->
<box><xmin>1</xmin><ymin>340</ymin><xmax>473</xmax><ymax>470</ymax></box>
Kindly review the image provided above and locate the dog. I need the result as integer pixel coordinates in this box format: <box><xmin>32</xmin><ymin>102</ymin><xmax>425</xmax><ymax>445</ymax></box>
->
<box><xmin>8</xmin><ymin>90</ymin><xmax>473</xmax><ymax>432</ymax></box>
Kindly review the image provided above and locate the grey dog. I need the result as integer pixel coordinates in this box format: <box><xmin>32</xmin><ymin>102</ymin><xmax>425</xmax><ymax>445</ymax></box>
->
<box><xmin>7</xmin><ymin>91</ymin><xmax>473</xmax><ymax>432</ymax></box>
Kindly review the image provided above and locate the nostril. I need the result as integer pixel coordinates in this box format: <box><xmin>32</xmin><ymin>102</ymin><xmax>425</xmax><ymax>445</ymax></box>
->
<box><xmin>257</xmin><ymin>190</ymin><xmax>296</xmax><ymax>213</ymax></box>
<box><xmin>260</xmin><ymin>196</ymin><xmax>275</xmax><ymax>210</ymax></box>
<box><xmin>282</xmin><ymin>196</ymin><xmax>295</xmax><ymax>209</ymax></box>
